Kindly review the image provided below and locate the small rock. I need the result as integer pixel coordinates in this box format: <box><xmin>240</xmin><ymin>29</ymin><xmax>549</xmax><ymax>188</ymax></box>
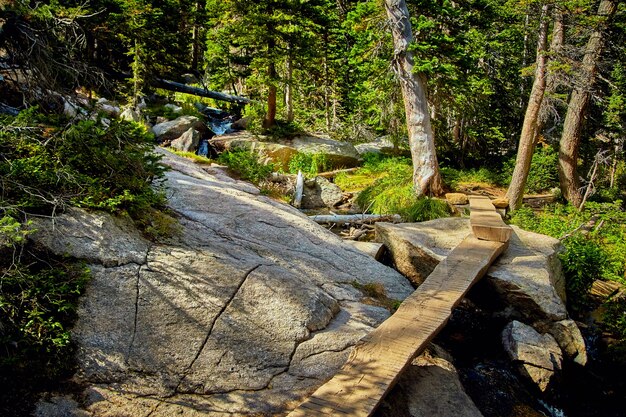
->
<box><xmin>379</xmin><ymin>344</ymin><xmax>484</xmax><ymax>417</ymax></box>
<box><xmin>120</xmin><ymin>108</ymin><xmax>140</xmax><ymax>122</ymax></box>
<box><xmin>301</xmin><ymin>176</ymin><xmax>344</xmax><ymax>209</ymax></box>
<box><xmin>502</xmin><ymin>320</ymin><xmax>563</xmax><ymax>392</ymax></box>
<box><xmin>446</xmin><ymin>193</ymin><xmax>469</xmax><ymax>205</ymax></box>
<box><xmin>547</xmin><ymin>319</ymin><xmax>587</xmax><ymax>366</ymax></box>
<box><xmin>231</xmin><ymin>117</ymin><xmax>250</xmax><ymax>130</ymax></box>
<box><xmin>164</xmin><ymin>103</ymin><xmax>183</xmax><ymax>113</ymax></box>
<box><xmin>170</xmin><ymin>128</ymin><xmax>200</xmax><ymax>152</ymax></box>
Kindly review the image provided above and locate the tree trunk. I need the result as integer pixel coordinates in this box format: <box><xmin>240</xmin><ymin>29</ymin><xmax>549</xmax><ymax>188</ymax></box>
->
<box><xmin>190</xmin><ymin>0</ymin><xmax>204</xmax><ymax>72</ymax></box>
<box><xmin>506</xmin><ymin>4</ymin><xmax>551</xmax><ymax>211</ymax></box>
<box><xmin>537</xmin><ymin>9</ymin><xmax>564</xmax><ymax>133</ymax></box>
<box><xmin>384</xmin><ymin>0</ymin><xmax>443</xmax><ymax>196</ymax></box>
<box><xmin>558</xmin><ymin>0</ymin><xmax>617</xmax><ymax>208</ymax></box>
<box><xmin>264</xmin><ymin>60</ymin><xmax>277</xmax><ymax>128</ymax></box>
<box><xmin>285</xmin><ymin>49</ymin><xmax>294</xmax><ymax>122</ymax></box>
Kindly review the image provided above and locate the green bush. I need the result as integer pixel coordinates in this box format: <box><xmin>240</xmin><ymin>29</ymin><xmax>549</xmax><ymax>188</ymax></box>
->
<box><xmin>501</xmin><ymin>145</ymin><xmax>559</xmax><ymax>193</ymax></box>
<box><xmin>218</xmin><ymin>148</ymin><xmax>275</xmax><ymax>184</ymax></box>
<box><xmin>510</xmin><ymin>202</ymin><xmax>626</xmax><ymax>316</ymax></box>
<box><xmin>288</xmin><ymin>152</ymin><xmax>331</xmax><ymax>177</ymax></box>
<box><xmin>356</xmin><ymin>162</ymin><xmax>450</xmax><ymax>222</ymax></box>
<box><xmin>0</xmin><ymin>109</ymin><xmax>167</xmax><ymax>218</ymax></box>
<box><xmin>560</xmin><ymin>234</ymin><xmax>608</xmax><ymax>312</ymax></box>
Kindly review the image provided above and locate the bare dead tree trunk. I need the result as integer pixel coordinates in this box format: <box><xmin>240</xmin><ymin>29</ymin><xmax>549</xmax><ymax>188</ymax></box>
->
<box><xmin>384</xmin><ymin>0</ymin><xmax>443</xmax><ymax>196</ymax></box>
<box><xmin>558</xmin><ymin>0</ymin><xmax>617</xmax><ymax>208</ymax></box>
<box><xmin>507</xmin><ymin>4</ymin><xmax>551</xmax><ymax>211</ymax></box>
<box><xmin>537</xmin><ymin>8</ymin><xmax>564</xmax><ymax>134</ymax></box>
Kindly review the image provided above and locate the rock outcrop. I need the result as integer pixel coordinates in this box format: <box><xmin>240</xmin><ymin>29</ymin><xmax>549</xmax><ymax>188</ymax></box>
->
<box><xmin>32</xmin><ymin>150</ymin><xmax>414</xmax><ymax>417</ymax></box>
<box><xmin>502</xmin><ymin>321</ymin><xmax>563</xmax><ymax>392</ymax></box>
<box><xmin>376</xmin><ymin>218</ymin><xmax>567</xmax><ymax>321</ymax></box>
<box><xmin>152</xmin><ymin>115</ymin><xmax>206</xmax><ymax>142</ymax></box>
<box><xmin>210</xmin><ymin>131</ymin><xmax>362</xmax><ymax>170</ymax></box>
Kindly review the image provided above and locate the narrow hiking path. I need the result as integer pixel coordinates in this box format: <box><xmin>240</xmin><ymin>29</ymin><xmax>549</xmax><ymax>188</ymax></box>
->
<box><xmin>287</xmin><ymin>196</ymin><xmax>512</xmax><ymax>417</ymax></box>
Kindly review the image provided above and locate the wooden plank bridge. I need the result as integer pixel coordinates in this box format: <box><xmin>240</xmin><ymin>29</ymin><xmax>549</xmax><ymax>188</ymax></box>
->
<box><xmin>287</xmin><ymin>196</ymin><xmax>512</xmax><ymax>417</ymax></box>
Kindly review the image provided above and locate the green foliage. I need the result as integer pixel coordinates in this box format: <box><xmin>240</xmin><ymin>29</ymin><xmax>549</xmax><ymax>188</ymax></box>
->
<box><xmin>288</xmin><ymin>152</ymin><xmax>330</xmax><ymax>177</ymax></box>
<box><xmin>561</xmin><ymin>234</ymin><xmax>608</xmax><ymax>312</ymax></box>
<box><xmin>501</xmin><ymin>146</ymin><xmax>559</xmax><ymax>193</ymax></box>
<box><xmin>0</xmin><ymin>108</ymin><xmax>169</xmax><ymax>237</ymax></box>
<box><xmin>440</xmin><ymin>166</ymin><xmax>502</xmax><ymax>189</ymax></box>
<box><xmin>0</xmin><ymin>215</ymin><xmax>90</xmax><ymax>371</ymax></box>
<box><xmin>510</xmin><ymin>202</ymin><xmax>626</xmax><ymax>315</ymax></box>
<box><xmin>355</xmin><ymin>158</ymin><xmax>450</xmax><ymax>222</ymax></box>
<box><xmin>218</xmin><ymin>148</ymin><xmax>275</xmax><ymax>184</ymax></box>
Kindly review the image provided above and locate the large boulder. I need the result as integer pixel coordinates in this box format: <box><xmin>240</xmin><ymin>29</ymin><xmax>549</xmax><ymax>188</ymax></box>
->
<box><xmin>32</xmin><ymin>149</ymin><xmax>414</xmax><ymax>417</ymax></box>
<box><xmin>502</xmin><ymin>321</ymin><xmax>563</xmax><ymax>392</ymax></box>
<box><xmin>354</xmin><ymin>136</ymin><xmax>397</xmax><ymax>155</ymax></box>
<box><xmin>152</xmin><ymin>115</ymin><xmax>206</xmax><ymax>142</ymax></box>
<box><xmin>378</xmin><ymin>344</ymin><xmax>484</xmax><ymax>417</ymax></box>
<box><xmin>301</xmin><ymin>176</ymin><xmax>344</xmax><ymax>209</ymax></box>
<box><xmin>170</xmin><ymin>128</ymin><xmax>200</xmax><ymax>152</ymax></box>
<box><xmin>376</xmin><ymin>218</ymin><xmax>568</xmax><ymax>321</ymax></box>
<box><xmin>291</xmin><ymin>135</ymin><xmax>361</xmax><ymax>168</ymax></box>
<box><xmin>210</xmin><ymin>131</ymin><xmax>298</xmax><ymax>171</ymax></box>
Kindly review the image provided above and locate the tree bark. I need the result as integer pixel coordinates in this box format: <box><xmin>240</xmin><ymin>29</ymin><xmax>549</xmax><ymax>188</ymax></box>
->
<box><xmin>285</xmin><ymin>48</ymin><xmax>294</xmax><ymax>122</ymax></box>
<box><xmin>558</xmin><ymin>0</ymin><xmax>617</xmax><ymax>208</ymax></box>
<box><xmin>537</xmin><ymin>9</ymin><xmax>564</xmax><ymax>133</ymax></box>
<box><xmin>384</xmin><ymin>0</ymin><xmax>443</xmax><ymax>196</ymax></box>
<box><xmin>264</xmin><ymin>60</ymin><xmax>277</xmax><ymax>128</ymax></box>
<box><xmin>506</xmin><ymin>4</ymin><xmax>551</xmax><ymax>211</ymax></box>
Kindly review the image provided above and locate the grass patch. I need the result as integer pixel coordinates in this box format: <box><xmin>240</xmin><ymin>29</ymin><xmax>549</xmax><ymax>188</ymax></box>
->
<box><xmin>169</xmin><ymin>149</ymin><xmax>213</xmax><ymax>165</ymax></box>
<box><xmin>288</xmin><ymin>152</ymin><xmax>331</xmax><ymax>177</ymax></box>
<box><xmin>355</xmin><ymin>161</ymin><xmax>450</xmax><ymax>222</ymax></box>
<box><xmin>440</xmin><ymin>166</ymin><xmax>502</xmax><ymax>190</ymax></box>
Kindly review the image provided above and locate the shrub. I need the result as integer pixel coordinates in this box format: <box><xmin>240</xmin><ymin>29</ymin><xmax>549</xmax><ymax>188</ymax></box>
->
<box><xmin>218</xmin><ymin>148</ymin><xmax>275</xmax><ymax>184</ymax></box>
<box><xmin>0</xmin><ymin>109</ymin><xmax>167</xmax><ymax>220</ymax></box>
<box><xmin>510</xmin><ymin>202</ymin><xmax>626</xmax><ymax>316</ymax></box>
<box><xmin>288</xmin><ymin>152</ymin><xmax>331</xmax><ymax>177</ymax></box>
<box><xmin>500</xmin><ymin>145</ymin><xmax>559</xmax><ymax>193</ymax></box>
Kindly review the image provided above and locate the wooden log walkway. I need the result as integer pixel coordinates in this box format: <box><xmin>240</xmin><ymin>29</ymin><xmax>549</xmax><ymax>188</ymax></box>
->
<box><xmin>287</xmin><ymin>197</ymin><xmax>511</xmax><ymax>417</ymax></box>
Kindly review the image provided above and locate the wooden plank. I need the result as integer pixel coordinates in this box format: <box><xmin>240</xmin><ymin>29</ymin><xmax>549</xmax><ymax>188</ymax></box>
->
<box><xmin>469</xmin><ymin>195</ymin><xmax>512</xmax><ymax>243</ymax></box>
<box><xmin>286</xmin><ymin>236</ymin><xmax>506</xmax><ymax>417</ymax></box>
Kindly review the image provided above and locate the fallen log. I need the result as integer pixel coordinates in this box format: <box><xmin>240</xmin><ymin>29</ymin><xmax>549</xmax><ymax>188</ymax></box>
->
<box><xmin>153</xmin><ymin>78</ymin><xmax>251</xmax><ymax>104</ymax></box>
<box><xmin>317</xmin><ymin>167</ymin><xmax>359</xmax><ymax>178</ymax></box>
<box><xmin>309</xmin><ymin>213</ymin><xmax>401</xmax><ymax>225</ymax></box>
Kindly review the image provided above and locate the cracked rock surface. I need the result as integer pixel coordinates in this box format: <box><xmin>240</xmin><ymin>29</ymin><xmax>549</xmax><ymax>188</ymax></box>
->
<box><xmin>32</xmin><ymin>149</ymin><xmax>413</xmax><ymax>416</ymax></box>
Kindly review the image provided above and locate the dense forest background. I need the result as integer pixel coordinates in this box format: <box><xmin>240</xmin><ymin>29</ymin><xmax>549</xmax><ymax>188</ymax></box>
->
<box><xmin>1</xmin><ymin>0</ymin><xmax>624</xmax><ymax>179</ymax></box>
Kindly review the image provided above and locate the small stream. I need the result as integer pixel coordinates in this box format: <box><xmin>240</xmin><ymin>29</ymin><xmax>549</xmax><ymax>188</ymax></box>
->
<box><xmin>434</xmin><ymin>281</ymin><xmax>626</xmax><ymax>417</ymax></box>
